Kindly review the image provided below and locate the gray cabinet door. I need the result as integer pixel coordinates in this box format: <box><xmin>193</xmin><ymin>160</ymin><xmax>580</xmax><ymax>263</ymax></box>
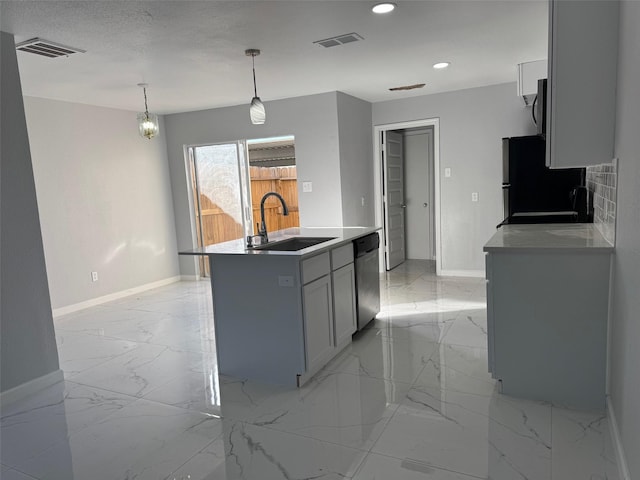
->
<box><xmin>303</xmin><ymin>275</ymin><xmax>335</xmax><ymax>371</ymax></box>
<box><xmin>485</xmin><ymin>253</ymin><xmax>495</xmax><ymax>378</ymax></box>
<box><xmin>332</xmin><ymin>263</ymin><xmax>357</xmax><ymax>346</ymax></box>
<box><xmin>489</xmin><ymin>251</ymin><xmax>610</xmax><ymax>410</ymax></box>
<box><xmin>547</xmin><ymin>0</ymin><xmax>618</xmax><ymax>168</ymax></box>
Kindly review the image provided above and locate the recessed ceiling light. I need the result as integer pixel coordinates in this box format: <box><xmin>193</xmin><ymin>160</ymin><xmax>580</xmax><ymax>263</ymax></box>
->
<box><xmin>372</xmin><ymin>3</ymin><xmax>396</xmax><ymax>14</ymax></box>
<box><xmin>433</xmin><ymin>62</ymin><xmax>451</xmax><ymax>69</ymax></box>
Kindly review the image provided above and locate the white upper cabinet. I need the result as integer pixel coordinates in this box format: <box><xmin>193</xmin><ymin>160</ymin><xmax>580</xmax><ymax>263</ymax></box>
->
<box><xmin>546</xmin><ymin>0</ymin><xmax>619</xmax><ymax>168</ymax></box>
<box><xmin>517</xmin><ymin>59</ymin><xmax>547</xmax><ymax>106</ymax></box>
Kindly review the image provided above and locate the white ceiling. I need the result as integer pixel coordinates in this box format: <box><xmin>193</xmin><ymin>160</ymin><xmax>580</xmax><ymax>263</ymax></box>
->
<box><xmin>0</xmin><ymin>1</ymin><xmax>548</xmax><ymax>114</ymax></box>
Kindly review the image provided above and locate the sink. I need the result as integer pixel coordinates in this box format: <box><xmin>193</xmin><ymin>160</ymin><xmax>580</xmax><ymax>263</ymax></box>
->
<box><xmin>253</xmin><ymin>237</ymin><xmax>336</xmax><ymax>251</ymax></box>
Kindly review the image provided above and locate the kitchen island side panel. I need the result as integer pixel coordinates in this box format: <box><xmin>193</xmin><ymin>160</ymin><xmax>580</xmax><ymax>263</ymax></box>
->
<box><xmin>210</xmin><ymin>254</ymin><xmax>305</xmax><ymax>386</ymax></box>
<box><xmin>491</xmin><ymin>251</ymin><xmax>610</xmax><ymax>410</ymax></box>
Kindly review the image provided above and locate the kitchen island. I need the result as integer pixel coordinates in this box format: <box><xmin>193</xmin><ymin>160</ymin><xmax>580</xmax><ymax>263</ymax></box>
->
<box><xmin>484</xmin><ymin>223</ymin><xmax>613</xmax><ymax>410</ymax></box>
<box><xmin>181</xmin><ymin>227</ymin><xmax>380</xmax><ymax>387</ymax></box>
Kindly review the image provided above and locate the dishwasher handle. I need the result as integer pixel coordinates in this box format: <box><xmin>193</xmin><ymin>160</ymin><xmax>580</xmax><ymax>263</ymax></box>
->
<box><xmin>353</xmin><ymin>233</ymin><xmax>380</xmax><ymax>258</ymax></box>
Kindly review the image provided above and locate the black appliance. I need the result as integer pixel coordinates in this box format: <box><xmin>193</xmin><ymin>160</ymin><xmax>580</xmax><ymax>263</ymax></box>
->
<box><xmin>353</xmin><ymin>233</ymin><xmax>380</xmax><ymax>331</ymax></box>
<box><xmin>501</xmin><ymin>135</ymin><xmax>588</xmax><ymax>226</ymax></box>
<box><xmin>570</xmin><ymin>186</ymin><xmax>593</xmax><ymax>223</ymax></box>
<box><xmin>533</xmin><ymin>78</ymin><xmax>547</xmax><ymax>137</ymax></box>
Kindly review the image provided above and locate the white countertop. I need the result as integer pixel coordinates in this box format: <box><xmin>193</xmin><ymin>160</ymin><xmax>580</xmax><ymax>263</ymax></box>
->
<box><xmin>180</xmin><ymin>226</ymin><xmax>381</xmax><ymax>258</ymax></box>
<box><xmin>483</xmin><ymin>223</ymin><xmax>614</xmax><ymax>253</ymax></box>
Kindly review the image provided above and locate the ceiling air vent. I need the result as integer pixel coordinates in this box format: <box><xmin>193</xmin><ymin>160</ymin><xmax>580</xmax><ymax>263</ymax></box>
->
<box><xmin>15</xmin><ymin>38</ymin><xmax>85</xmax><ymax>58</ymax></box>
<box><xmin>389</xmin><ymin>83</ymin><xmax>426</xmax><ymax>91</ymax></box>
<box><xmin>313</xmin><ymin>33</ymin><xmax>364</xmax><ymax>48</ymax></box>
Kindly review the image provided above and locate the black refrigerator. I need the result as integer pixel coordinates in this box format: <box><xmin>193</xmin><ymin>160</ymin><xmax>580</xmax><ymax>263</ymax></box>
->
<box><xmin>502</xmin><ymin>135</ymin><xmax>587</xmax><ymax>225</ymax></box>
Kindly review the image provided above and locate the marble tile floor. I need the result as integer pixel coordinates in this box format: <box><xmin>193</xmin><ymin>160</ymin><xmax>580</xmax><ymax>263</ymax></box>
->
<box><xmin>0</xmin><ymin>260</ymin><xmax>619</xmax><ymax>479</ymax></box>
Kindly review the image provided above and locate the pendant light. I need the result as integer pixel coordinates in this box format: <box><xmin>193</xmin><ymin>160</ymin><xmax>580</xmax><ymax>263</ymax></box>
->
<box><xmin>137</xmin><ymin>83</ymin><xmax>159</xmax><ymax>139</ymax></box>
<box><xmin>245</xmin><ymin>49</ymin><xmax>266</xmax><ymax>125</ymax></box>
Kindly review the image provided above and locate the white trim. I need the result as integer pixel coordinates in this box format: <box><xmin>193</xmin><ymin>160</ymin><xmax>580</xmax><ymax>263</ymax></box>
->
<box><xmin>373</xmin><ymin>118</ymin><xmax>441</xmax><ymax>274</ymax></box>
<box><xmin>607</xmin><ymin>399</ymin><xmax>631</xmax><ymax>480</ymax></box>
<box><xmin>52</xmin><ymin>275</ymin><xmax>182</xmax><ymax>317</ymax></box>
<box><xmin>180</xmin><ymin>274</ymin><xmax>201</xmax><ymax>281</ymax></box>
<box><xmin>606</xmin><ymin>254</ymin><xmax>615</xmax><ymax>396</ymax></box>
<box><xmin>438</xmin><ymin>269</ymin><xmax>485</xmax><ymax>278</ymax></box>
<box><xmin>0</xmin><ymin>369</ymin><xmax>64</xmax><ymax>407</ymax></box>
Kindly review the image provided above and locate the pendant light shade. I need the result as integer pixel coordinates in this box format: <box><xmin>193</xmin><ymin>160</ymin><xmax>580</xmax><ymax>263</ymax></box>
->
<box><xmin>246</xmin><ymin>49</ymin><xmax>266</xmax><ymax>125</ymax></box>
<box><xmin>137</xmin><ymin>112</ymin><xmax>159</xmax><ymax>139</ymax></box>
<box><xmin>137</xmin><ymin>83</ymin><xmax>159</xmax><ymax>139</ymax></box>
<box><xmin>250</xmin><ymin>97</ymin><xmax>266</xmax><ymax>125</ymax></box>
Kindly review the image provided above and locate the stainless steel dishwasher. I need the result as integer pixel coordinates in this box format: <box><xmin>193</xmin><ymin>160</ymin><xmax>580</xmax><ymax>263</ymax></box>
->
<box><xmin>353</xmin><ymin>233</ymin><xmax>381</xmax><ymax>331</ymax></box>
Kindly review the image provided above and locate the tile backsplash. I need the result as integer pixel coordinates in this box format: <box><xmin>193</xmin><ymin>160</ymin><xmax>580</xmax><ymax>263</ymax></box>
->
<box><xmin>586</xmin><ymin>159</ymin><xmax>617</xmax><ymax>245</ymax></box>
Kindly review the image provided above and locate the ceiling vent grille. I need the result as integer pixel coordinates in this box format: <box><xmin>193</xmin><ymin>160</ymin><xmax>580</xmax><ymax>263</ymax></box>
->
<box><xmin>389</xmin><ymin>83</ymin><xmax>426</xmax><ymax>91</ymax></box>
<box><xmin>16</xmin><ymin>38</ymin><xmax>85</xmax><ymax>58</ymax></box>
<box><xmin>313</xmin><ymin>33</ymin><xmax>364</xmax><ymax>48</ymax></box>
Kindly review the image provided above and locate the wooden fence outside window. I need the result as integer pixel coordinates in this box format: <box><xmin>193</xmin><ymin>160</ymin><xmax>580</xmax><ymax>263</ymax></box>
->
<box><xmin>198</xmin><ymin>165</ymin><xmax>300</xmax><ymax>247</ymax></box>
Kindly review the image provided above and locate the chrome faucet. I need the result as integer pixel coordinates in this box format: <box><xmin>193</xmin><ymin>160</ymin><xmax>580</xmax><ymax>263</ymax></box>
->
<box><xmin>251</xmin><ymin>191</ymin><xmax>289</xmax><ymax>246</ymax></box>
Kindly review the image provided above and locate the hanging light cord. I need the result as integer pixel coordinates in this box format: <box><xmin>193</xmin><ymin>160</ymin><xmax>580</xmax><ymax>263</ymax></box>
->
<box><xmin>252</xmin><ymin>54</ymin><xmax>258</xmax><ymax>98</ymax></box>
<box><xmin>143</xmin><ymin>87</ymin><xmax>150</xmax><ymax>118</ymax></box>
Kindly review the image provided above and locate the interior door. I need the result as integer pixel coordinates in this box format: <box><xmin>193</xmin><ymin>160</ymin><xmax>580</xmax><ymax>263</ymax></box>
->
<box><xmin>404</xmin><ymin>128</ymin><xmax>436</xmax><ymax>260</ymax></box>
<box><xmin>382</xmin><ymin>130</ymin><xmax>406</xmax><ymax>270</ymax></box>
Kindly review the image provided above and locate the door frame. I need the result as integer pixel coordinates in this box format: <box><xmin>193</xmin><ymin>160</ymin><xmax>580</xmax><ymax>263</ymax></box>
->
<box><xmin>373</xmin><ymin>118</ymin><xmax>441</xmax><ymax>275</ymax></box>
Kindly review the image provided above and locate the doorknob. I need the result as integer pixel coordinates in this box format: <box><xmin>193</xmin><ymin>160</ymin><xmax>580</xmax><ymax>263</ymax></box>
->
<box><xmin>423</xmin><ymin>203</ymin><xmax>428</xmax><ymax>207</ymax></box>
<box><xmin>401</xmin><ymin>204</ymin><xmax>407</xmax><ymax>208</ymax></box>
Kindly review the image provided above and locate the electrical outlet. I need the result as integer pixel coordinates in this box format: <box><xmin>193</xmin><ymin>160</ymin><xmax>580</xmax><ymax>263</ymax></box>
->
<box><xmin>302</xmin><ymin>181</ymin><xmax>313</xmax><ymax>193</ymax></box>
<box><xmin>472</xmin><ymin>192</ymin><xmax>479</xmax><ymax>202</ymax></box>
<box><xmin>444</xmin><ymin>168</ymin><xmax>452</xmax><ymax>178</ymax></box>
<box><xmin>91</xmin><ymin>271</ymin><xmax>99</xmax><ymax>282</ymax></box>
<box><xmin>278</xmin><ymin>275</ymin><xmax>294</xmax><ymax>287</ymax></box>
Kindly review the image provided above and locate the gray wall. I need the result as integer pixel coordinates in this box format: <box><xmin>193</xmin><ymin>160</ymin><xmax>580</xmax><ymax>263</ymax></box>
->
<box><xmin>373</xmin><ymin>82</ymin><xmax>534</xmax><ymax>272</ymax></box>
<box><xmin>1</xmin><ymin>32</ymin><xmax>60</xmax><ymax>392</ymax></box>
<box><xmin>24</xmin><ymin>97</ymin><xmax>180</xmax><ymax>310</ymax></box>
<box><xmin>609</xmin><ymin>1</ymin><xmax>640</xmax><ymax>476</ymax></box>
<box><xmin>336</xmin><ymin>92</ymin><xmax>375</xmax><ymax>227</ymax></box>
<box><xmin>164</xmin><ymin>92</ymin><xmax>343</xmax><ymax>276</ymax></box>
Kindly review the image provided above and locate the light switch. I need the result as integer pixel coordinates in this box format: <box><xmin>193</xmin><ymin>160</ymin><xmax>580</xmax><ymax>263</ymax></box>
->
<box><xmin>302</xmin><ymin>181</ymin><xmax>313</xmax><ymax>193</ymax></box>
<box><xmin>444</xmin><ymin>168</ymin><xmax>451</xmax><ymax>178</ymax></box>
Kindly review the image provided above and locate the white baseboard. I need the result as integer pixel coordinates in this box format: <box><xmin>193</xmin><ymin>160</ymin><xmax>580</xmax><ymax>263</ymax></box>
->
<box><xmin>52</xmin><ymin>275</ymin><xmax>182</xmax><ymax>318</ymax></box>
<box><xmin>438</xmin><ymin>269</ymin><xmax>485</xmax><ymax>278</ymax></box>
<box><xmin>0</xmin><ymin>369</ymin><xmax>64</xmax><ymax>407</ymax></box>
<box><xmin>607</xmin><ymin>398</ymin><xmax>631</xmax><ymax>480</ymax></box>
<box><xmin>180</xmin><ymin>275</ymin><xmax>201</xmax><ymax>281</ymax></box>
